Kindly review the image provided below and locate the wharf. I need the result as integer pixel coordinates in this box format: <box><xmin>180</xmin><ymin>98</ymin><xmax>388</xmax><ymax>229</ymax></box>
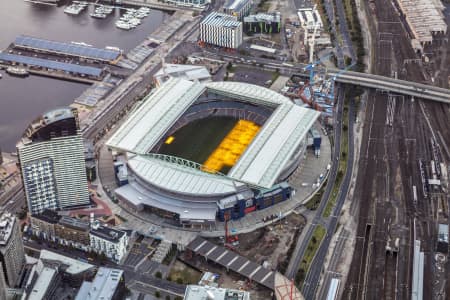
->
<box><xmin>120</xmin><ymin>0</ymin><xmax>205</xmax><ymax>12</ymax></box>
<box><xmin>0</xmin><ymin>64</ymin><xmax>98</xmax><ymax>83</ymax></box>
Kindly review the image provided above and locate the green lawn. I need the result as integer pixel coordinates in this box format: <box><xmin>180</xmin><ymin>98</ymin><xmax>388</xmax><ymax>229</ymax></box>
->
<box><xmin>159</xmin><ymin>117</ymin><xmax>237</xmax><ymax>166</ymax></box>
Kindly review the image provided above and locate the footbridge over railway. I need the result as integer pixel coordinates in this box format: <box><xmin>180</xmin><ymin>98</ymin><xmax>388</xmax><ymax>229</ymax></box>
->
<box><xmin>293</xmin><ymin>67</ymin><xmax>450</xmax><ymax>103</ymax></box>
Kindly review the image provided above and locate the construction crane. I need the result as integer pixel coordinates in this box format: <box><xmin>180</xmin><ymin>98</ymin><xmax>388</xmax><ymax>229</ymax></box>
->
<box><xmin>224</xmin><ymin>218</ymin><xmax>239</xmax><ymax>249</ymax></box>
<box><xmin>303</xmin><ymin>52</ymin><xmax>333</xmax><ymax>86</ymax></box>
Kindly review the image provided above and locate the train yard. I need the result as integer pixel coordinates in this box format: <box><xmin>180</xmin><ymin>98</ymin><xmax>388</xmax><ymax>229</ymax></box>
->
<box><xmin>343</xmin><ymin>0</ymin><xmax>450</xmax><ymax>298</ymax></box>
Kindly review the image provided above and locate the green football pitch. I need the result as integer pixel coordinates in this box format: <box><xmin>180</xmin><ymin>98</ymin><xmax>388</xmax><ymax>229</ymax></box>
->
<box><xmin>158</xmin><ymin>117</ymin><xmax>237</xmax><ymax>166</ymax></box>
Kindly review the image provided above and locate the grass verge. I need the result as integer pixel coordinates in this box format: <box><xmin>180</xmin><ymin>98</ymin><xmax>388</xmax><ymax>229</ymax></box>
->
<box><xmin>323</xmin><ymin>100</ymin><xmax>349</xmax><ymax>217</ymax></box>
<box><xmin>295</xmin><ymin>225</ymin><xmax>326</xmax><ymax>288</ymax></box>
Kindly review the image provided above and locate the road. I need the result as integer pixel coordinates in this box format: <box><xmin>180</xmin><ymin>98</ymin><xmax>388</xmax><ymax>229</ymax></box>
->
<box><xmin>284</xmin><ymin>84</ymin><xmax>345</xmax><ymax>281</ymax></box>
<box><xmin>301</xmin><ymin>94</ymin><xmax>356</xmax><ymax>299</ymax></box>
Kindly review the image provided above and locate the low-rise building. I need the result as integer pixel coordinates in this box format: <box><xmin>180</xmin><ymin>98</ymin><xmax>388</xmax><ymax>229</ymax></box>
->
<box><xmin>223</xmin><ymin>0</ymin><xmax>252</xmax><ymax>20</ymax></box>
<box><xmin>75</xmin><ymin>267</ymin><xmax>125</xmax><ymax>300</ymax></box>
<box><xmin>90</xmin><ymin>224</ymin><xmax>128</xmax><ymax>263</ymax></box>
<box><xmin>153</xmin><ymin>64</ymin><xmax>212</xmax><ymax>87</ymax></box>
<box><xmin>21</xmin><ymin>250</ymin><xmax>95</xmax><ymax>300</ymax></box>
<box><xmin>55</xmin><ymin>216</ymin><xmax>90</xmax><ymax>250</ymax></box>
<box><xmin>184</xmin><ymin>285</ymin><xmax>251</xmax><ymax>300</ymax></box>
<box><xmin>200</xmin><ymin>12</ymin><xmax>243</xmax><ymax>49</ymax></box>
<box><xmin>165</xmin><ymin>0</ymin><xmax>209</xmax><ymax>8</ymax></box>
<box><xmin>244</xmin><ymin>12</ymin><xmax>281</xmax><ymax>33</ymax></box>
<box><xmin>29</xmin><ymin>210</ymin><xmax>61</xmax><ymax>240</ymax></box>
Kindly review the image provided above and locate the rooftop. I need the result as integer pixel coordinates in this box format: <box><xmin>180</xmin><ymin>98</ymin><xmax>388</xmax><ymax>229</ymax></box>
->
<box><xmin>14</xmin><ymin>35</ymin><xmax>121</xmax><ymax>62</ymax></box>
<box><xmin>39</xmin><ymin>249</ymin><xmax>94</xmax><ymax>275</ymax></box>
<box><xmin>201</xmin><ymin>12</ymin><xmax>242</xmax><ymax>28</ymax></box>
<box><xmin>28</xmin><ymin>263</ymin><xmax>58</xmax><ymax>300</ymax></box>
<box><xmin>244</xmin><ymin>12</ymin><xmax>281</xmax><ymax>23</ymax></box>
<box><xmin>32</xmin><ymin>209</ymin><xmax>61</xmax><ymax>224</ymax></box>
<box><xmin>90</xmin><ymin>225</ymin><xmax>126</xmax><ymax>243</ymax></box>
<box><xmin>43</xmin><ymin>107</ymin><xmax>76</xmax><ymax>125</ymax></box>
<box><xmin>184</xmin><ymin>285</ymin><xmax>251</xmax><ymax>300</ymax></box>
<box><xmin>154</xmin><ymin>64</ymin><xmax>211</xmax><ymax>85</ymax></box>
<box><xmin>0</xmin><ymin>211</ymin><xmax>16</xmax><ymax>246</ymax></box>
<box><xmin>75</xmin><ymin>267</ymin><xmax>123</xmax><ymax>300</ymax></box>
<box><xmin>0</xmin><ymin>52</ymin><xmax>104</xmax><ymax>77</ymax></box>
<box><xmin>58</xmin><ymin>216</ymin><xmax>90</xmax><ymax>231</ymax></box>
<box><xmin>223</xmin><ymin>0</ymin><xmax>251</xmax><ymax>11</ymax></box>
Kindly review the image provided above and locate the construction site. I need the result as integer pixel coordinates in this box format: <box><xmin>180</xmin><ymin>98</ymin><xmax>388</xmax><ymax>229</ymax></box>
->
<box><xmin>180</xmin><ymin>213</ymin><xmax>306</xmax><ymax>299</ymax></box>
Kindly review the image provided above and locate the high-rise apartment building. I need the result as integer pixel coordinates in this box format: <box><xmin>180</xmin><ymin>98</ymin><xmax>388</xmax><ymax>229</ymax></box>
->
<box><xmin>200</xmin><ymin>12</ymin><xmax>243</xmax><ymax>49</ymax></box>
<box><xmin>0</xmin><ymin>211</ymin><xmax>25</xmax><ymax>288</ymax></box>
<box><xmin>17</xmin><ymin>108</ymin><xmax>90</xmax><ymax>215</ymax></box>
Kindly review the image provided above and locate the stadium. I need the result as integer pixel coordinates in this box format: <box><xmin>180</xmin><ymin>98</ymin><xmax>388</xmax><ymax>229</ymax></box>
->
<box><xmin>106</xmin><ymin>77</ymin><xmax>320</xmax><ymax>229</ymax></box>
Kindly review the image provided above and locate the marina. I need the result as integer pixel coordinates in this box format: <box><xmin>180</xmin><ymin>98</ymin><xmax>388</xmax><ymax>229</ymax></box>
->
<box><xmin>0</xmin><ymin>0</ymin><xmax>168</xmax><ymax>151</ymax></box>
<box><xmin>64</xmin><ymin>1</ymin><xmax>88</xmax><ymax>15</ymax></box>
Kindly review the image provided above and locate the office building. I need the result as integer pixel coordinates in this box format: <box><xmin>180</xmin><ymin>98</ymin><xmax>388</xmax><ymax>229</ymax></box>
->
<box><xmin>0</xmin><ymin>211</ymin><xmax>26</xmax><ymax>288</ymax></box>
<box><xmin>75</xmin><ymin>267</ymin><xmax>125</xmax><ymax>300</ymax></box>
<box><xmin>90</xmin><ymin>223</ymin><xmax>128</xmax><ymax>263</ymax></box>
<box><xmin>223</xmin><ymin>0</ymin><xmax>252</xmax><ymax>20</ymax></box>
<box><xmin>244</xmin><ymin>12</ymin><xmax>281</xmax><ymax>33</ymax></box>
<box><xmin>17</xmin><ymin>107</ymin><xmax>90</xmax><ymax>215</ymax></box>
<box><xmin>200</xmin><ymin>12</ymin><xmax>243</xmax><ymax>49</ymax></box>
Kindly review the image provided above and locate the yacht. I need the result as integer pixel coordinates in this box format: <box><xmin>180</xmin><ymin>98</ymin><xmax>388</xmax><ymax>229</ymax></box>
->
<box><xmin>6</xmin><ymin>67</ymin><xmax>29</xmax><ymax>77</ymax></box>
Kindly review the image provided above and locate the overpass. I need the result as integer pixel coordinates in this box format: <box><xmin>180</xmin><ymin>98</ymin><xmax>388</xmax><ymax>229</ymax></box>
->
<box><xmin>328</xmin><ymin>70</ymin><xmax>450</xmax><ymax>103</ymax></box>
<box><xmin>205</xmin><ymin>52</ymin><xmax>450</xmax><ymax>103</ymax></box>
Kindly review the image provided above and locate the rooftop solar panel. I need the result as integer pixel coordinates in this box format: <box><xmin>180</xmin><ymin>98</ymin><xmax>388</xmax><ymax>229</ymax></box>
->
<box><xmin>14</xmin><ymin>35</ymin><xmax>121</xmax><ymax>61</ymax></box>
<box><xmin>0</xmin><ymin>53</ymin><xmax>103</xmax><ymax>76</ymax></box>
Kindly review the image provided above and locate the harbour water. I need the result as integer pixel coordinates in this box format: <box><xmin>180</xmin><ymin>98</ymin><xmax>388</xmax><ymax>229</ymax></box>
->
<box><xmin>0</xmin><ymin>0</ymin><xmax>168</xmax><ymax>151</ymax></box>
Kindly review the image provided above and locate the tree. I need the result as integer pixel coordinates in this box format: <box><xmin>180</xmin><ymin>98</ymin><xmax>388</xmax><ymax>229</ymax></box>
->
<box><xmin>165</xmin><ymin>296</ymin><xmax>171</xmax><ymax>300</ymax></box>
<box><xmin>176</xmin><ymin>278</ymin><xmax>183</xmax><ymax>284</ymax></box>
<box><xmin>155</xmin><ymin>291</ymin><xmax>161</xmax><ymax>298</ymax></box>
<box><xmin>155</xmin><ymin>271</ymin><xmax>162</xmax><ymax>279</ymax></box>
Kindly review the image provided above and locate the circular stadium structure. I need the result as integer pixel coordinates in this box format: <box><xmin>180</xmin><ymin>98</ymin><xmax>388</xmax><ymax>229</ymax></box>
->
<box><xmin>106</xmin><ymin>78</ymin><xmax>320</xmax><ymax>229</ymax></box>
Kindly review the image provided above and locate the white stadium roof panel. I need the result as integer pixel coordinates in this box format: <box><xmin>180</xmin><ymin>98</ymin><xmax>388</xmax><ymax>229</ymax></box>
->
<box><xmin>107</xmin><ymin>78</ymin><xmax>205</xmax><ymax>153</ymax></box>
<box><xmin>206</xmin><ymin>81</ymin><xmax>288</xmax><ymax>107</ymax></box>
<box><xmin>128</xmin><ymin>155</ymin><xmax>243</xmax><ymax>195</ymax></box>
<box><xmin>229</xmin><ymin>104</ymin><xmax>320</xmax><ymax>188</ymax></box>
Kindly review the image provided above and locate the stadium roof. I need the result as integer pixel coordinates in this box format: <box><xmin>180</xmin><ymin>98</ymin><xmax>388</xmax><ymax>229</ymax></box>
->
<box><xmin>115</xmin><ymin>183</ymin><xmax>218</xmax><ymax>221</ymax></box>
<box><xmin>107</xmin><ymin>78</ymin><xmax>206</xmax><ymax>153</ymax></box>
<box><xmin>14</xmin><ymin>35</ymin><xmax>121</xmax><ymax>61</ymax></box>
<box><xmin>206</xmin><ymin>81</ymin><xmax>287</xmax><ymax>107</ymax></box>
<box><xmin>228</xmin><ymin>104</ymin><xmax>320</xmax><ymax>187</ymax></box>
<box><xmin>0</xmin><ymin>53</ymin><xmax>103</xmax><ymax>76</ymax></box>
<box><xmin>127</xmin><ymin>154</ymin><xmax>244</xmax><ymax>196</ymax></box>
<box><xmin>107</xmin><ymin>78</ymin><xmax>320</xmax><ymax>189</ymax></box>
